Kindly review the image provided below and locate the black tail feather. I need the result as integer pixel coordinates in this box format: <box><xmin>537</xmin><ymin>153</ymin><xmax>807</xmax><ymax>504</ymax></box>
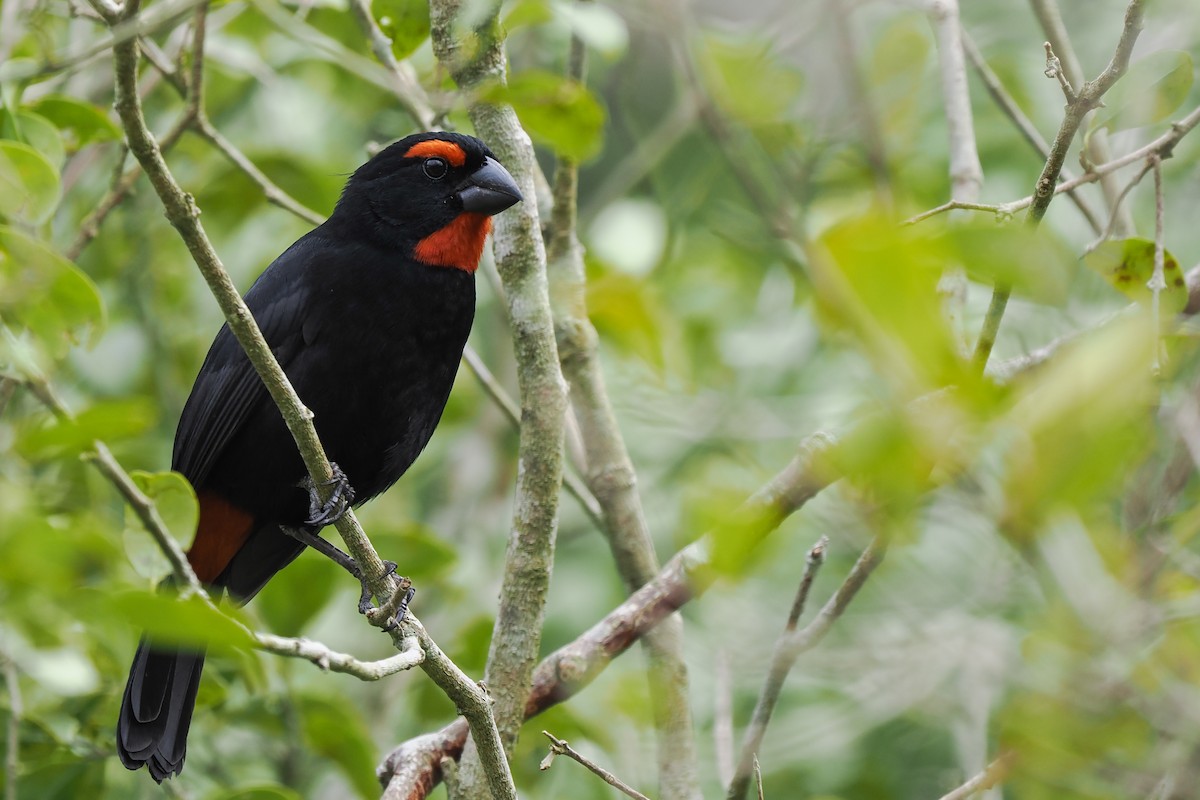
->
<box><xmin>117</xmin><ymin>640</ymin><xmax>205</xmax><ymax>783</ymax></box>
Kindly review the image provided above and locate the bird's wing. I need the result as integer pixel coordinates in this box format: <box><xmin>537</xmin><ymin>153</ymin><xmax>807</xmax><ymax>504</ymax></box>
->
<box><xmin>170</xmin><ymin>238</ymin><xmax>322</xmax><ymax>488</ymax></box>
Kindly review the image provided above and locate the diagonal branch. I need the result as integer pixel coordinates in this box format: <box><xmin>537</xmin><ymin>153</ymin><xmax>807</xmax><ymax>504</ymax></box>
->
<box><xmin>380</xmin><ymin>431</ymin><xmax>843</xmax><ymax>799</ymax></box>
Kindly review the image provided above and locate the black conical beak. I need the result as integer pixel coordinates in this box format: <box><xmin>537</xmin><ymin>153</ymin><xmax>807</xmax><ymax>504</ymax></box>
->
<box><xmin>457</xmin><ymin>157</ymin><xmax>522</xmax><ymax>215</ymax></box>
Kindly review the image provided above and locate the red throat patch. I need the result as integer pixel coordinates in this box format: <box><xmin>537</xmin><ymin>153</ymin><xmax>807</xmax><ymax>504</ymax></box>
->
<box><xmin>414</xmin><ymin>213</ymin><xmax>493</xmax><ymax>273</ymax></box>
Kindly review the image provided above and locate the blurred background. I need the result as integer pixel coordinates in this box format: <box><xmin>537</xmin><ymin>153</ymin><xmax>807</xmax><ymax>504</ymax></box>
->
<box><xmin>3</xmin><ymin>0</ymin><xmax>1200</xmax><ymax>797</ymax></box>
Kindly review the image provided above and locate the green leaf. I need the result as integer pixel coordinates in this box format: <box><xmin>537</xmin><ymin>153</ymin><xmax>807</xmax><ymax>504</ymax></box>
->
<box><xmin>815</xmin><ymin>213</ymin><xmax>979</xmax><ymax>399</ymax></box>
<box><xmin>98</xmin><ymin>589</ymin><xmax>255</xmax><ymax>652</ymax></box>
<box><xmin>0</xmin><ymin>140</ymin><xmax>61</xmax><ymax>224</ymax></box>
<box><xmin>372</xmin><ymin>0</ymin><xmax>430</xmax><ymax>60</ymax></box>
<box><xmin>0</xmin><ymin>109</ymin><xmax>66</xmax><ymax>169</ymax></box>
<box><xmin>479</xmin><ymin>71</ymin><xmax>605</xmax><ymax>160</ymax></box>
<box><xmin>28</xmin><ymin>94</ymin><xmax>122</xmax><ymax>149</ymax></box>
<box><xmin>0</xmin><ymin>226</ymin><xmax>105</xmax><ymax>351</ymax></box>
<box><xmin>1003</xmin><ymin>315</ymin><xmax>1157</xmax><ymax>528</ymax></box>
<box><xmin>940</xmin><ymin>218</ymin><xmax>1076</xmax><ymax>305</ymax></box>
<box><xmin>295</xmin><ymin>692</ymin><xmax>379</xmax><ymax>799</ymax></box>
<box><xmin>1083</xmin><ymin>238</ymin><xmax>1187</xmax><ymax>316</ymax></box>
<box><xmin>1092</xmin><ymin>50</ymin><xmax>1194</xmax><ymax>133</ymax></box>
<box><xmin>122</xmin><ymin>470</ymin><xmax>199</xmax><ymax>581</ymax></box>
<box><xmin>15</xmin><ymin>398</ymin><xmax>156</xmax><ymax>459</ymax></box>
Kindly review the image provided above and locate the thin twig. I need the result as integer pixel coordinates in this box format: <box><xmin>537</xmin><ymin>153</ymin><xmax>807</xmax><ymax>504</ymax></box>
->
<box><xmin>541</xmin><ymin>731</ymin><xmax>653</xmax><ymax>800</ymax></box>
<box><xmin>1030</xmin><ymin>0</ymin><xmax>1135</xmax><ymax>235</ymax></box>
<box><xmin>344</xmin><ymin>0</ymin><xmax>435</xmax><ymax>128</ymax></box>
<box><xmin>903</xmin><ymin>201</ymin><xmax>1008</xmax><ymax>226</ymax></box>
<box><xmin>752</xmin><ymin>757</ymin><xmax>764</xmax><ymax>800</ymax></box>
<box><xmin>1082</xmin><ymin>158</ymin><xmax>1154</xmax><ymax>255</ymax></box>
<box><xmin>254</xmin><ymin>632</ymin><xmax>424</xmax><ymax>679</ymax></box>
<box><xmin>727</xmin><ymin>536</ymin><xmax>855</xmax><ymax>800</ymax></box>
<box><xmin>936</xmin><ymin>753</ymin><xmax>1014</xmax><ymax>800</ymax></box>
<box><xmin>960</xmin><ymin>28</ymin><xmax>1102</xmax><ymax>233</ymax></box>
<box><xmin>1150</xmin><ymin>156</ymin><xmax>1166</xmax><ymax>371</ymax></box>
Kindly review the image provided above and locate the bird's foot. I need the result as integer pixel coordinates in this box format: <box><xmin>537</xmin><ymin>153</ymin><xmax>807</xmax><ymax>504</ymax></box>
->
<box><xmin>280</xmin><ymin>528</ymin><xmax>411</xmax><ymax>626</ymax></box>
<box><xmin>365</xmin><ymin>574</ymin><xmax>415</xmax><ymax>632</ymax></box>
<box><xmin>358</xmin><ymin>560</ymin><xmax>399</xmax><ymax>615</ymax></box>
<box><xmin>302</xmin><ymin>462</ymin><xmax>356</xmax><ymax>527</ymax></box>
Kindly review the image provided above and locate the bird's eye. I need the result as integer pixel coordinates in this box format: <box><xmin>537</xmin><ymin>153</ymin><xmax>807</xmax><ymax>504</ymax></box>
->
<box><xmin>422</xmin><ymin>157</ymin><xmax>449</xmax><ymax>180</ymax></box>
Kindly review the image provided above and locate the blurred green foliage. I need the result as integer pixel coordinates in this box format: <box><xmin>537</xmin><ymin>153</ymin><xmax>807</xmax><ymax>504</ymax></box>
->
<box><xmin>1</xmin><ymin>0</ymin><xmax>1200</xmax><ymax>798</ymax></box>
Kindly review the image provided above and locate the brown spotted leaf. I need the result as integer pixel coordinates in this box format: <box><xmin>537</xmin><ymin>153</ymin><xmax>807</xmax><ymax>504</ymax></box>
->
<box><xmin>1083</xmin><ymin>238</ymin><xmax>1187</xmax><ymax>316</ymax></box>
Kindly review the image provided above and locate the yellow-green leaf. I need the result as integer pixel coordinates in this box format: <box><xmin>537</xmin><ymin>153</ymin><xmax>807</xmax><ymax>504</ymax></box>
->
<box><xmin>1083</xmin><ymin>238</ymin><xmax>1187</xmax><ymax>316</ymax></box>
<box><xmin>0</xmin><ymin>226</ymin><xmax>105</xmax><ymax>352</ymax></box>
<box><xmin>0</xmin><ymin>140</ymin><xmax>61</xmax><ymax>224</ymax></box>
<box><xmin>29</xmin><ymin>94</ymin><xmax>122</xmax><ymax>149</ymax></box>
<box><xmin>480</xmin><ymin>71</ymin><xmax>605</xmax><ymax>161</ymax></box>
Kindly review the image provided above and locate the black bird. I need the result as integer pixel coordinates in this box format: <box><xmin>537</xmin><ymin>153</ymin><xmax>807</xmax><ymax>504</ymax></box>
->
<box><xmin>117</xmin><ymin>131</ymin><xmax>522</xmax><ymax>782</ymax></box>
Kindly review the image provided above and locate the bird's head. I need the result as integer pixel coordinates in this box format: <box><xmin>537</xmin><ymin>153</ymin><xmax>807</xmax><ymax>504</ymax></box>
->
<box><xmin>334</xmin><ymin>131</ymin><xmax>523</xmax><ymax>273</ymax></box>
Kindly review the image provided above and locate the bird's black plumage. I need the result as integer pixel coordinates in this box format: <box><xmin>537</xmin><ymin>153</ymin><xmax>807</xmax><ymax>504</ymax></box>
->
<box><xmin>117</xmin><ymin>131</ymin><xmax>521</xmax><ymax>782</ymax></box>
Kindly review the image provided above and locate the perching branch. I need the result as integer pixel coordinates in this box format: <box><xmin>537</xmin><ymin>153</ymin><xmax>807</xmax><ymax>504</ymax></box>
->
<box><xmin>540</xmin><ymin>731</ymin><xmax>653</xmax><ymax>800</ymax></box>
<box><xmin>429</xmin><ymin>4</ymin><xmax>568</xmax><ymax>797</ymax></box>
<box><xmin>972</xmin><ymin>0</ymin><xmax>1147</xmax><ymax>371</ymax></box>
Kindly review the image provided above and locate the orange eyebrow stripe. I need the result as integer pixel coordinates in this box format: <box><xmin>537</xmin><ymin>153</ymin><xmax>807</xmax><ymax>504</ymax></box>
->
<box><xmin>403</xmin><ymin>139</ymin><xmax>467</xmax><ymax>167</ymax></box>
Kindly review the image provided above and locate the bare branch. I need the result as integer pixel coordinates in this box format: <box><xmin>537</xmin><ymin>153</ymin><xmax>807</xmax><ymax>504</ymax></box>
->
<box><xmin>380</xmin><ymin>432</ymin><xmax>841</xmax><ymax>798</ymax></box>
<box><xmin>726</xmin><ymin>537</ymin><xmax>879</xmax><ymax>800</ymax></box>
<box><xmin>1030</xmin><ymin>0</ymin><xmax>1136</xmax><ymax>235</ymax></box>
<box><xmin>928</xmin><ymin>0</ymin><xmax>983</xmax><ymax>203</ymax></box>
<box><xmin>540</xmin><ymin>731</ymin><xmax>653</xmax><ymax>800</ymax></box>
<box><xmin>960</xmin><ymin>28</ymin><xmax>1102</xmax><ymax>232</ymax></box>
<box><xmin>254</xmin><ymin>632</ymin><xmax>424</xmax><ymax>680</ymax></box>
<box><xmin>936</xmin><ymin>754</ymin><xmax>1014</xmax><ymax>800</ymax></box>
<box><xmin>1150</xmin><ymin>156</ymin><xmax>1166</xmax><ymax>371</ymax></box>
<box><xmin>547</xmin><ymin>20</ymin><xmax>700</xmax><ymax>800</ymax></box>
<box><xmin>345</xmin><ymin>0</ymin><xmax>435</xmax><ymax>128</ymax></box>
<box><xmin>972</xmin><ymin>0</ymin><xmax>1147</xmax><ymax>371</ymax></box>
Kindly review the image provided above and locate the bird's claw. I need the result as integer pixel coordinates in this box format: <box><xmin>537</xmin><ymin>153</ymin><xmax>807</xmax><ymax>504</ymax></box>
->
<box><xmin>357</xmin><ymin>560</ymin><xmax>399</xmax><ymax>615</ymax></box>
<box><xmin>303</xmin><ymin>462</ymin><xmax>356</xmax><ymax>527</ymax></box>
